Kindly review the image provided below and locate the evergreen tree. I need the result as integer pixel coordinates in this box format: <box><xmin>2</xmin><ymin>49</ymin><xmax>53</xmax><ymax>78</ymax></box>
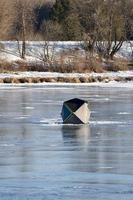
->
<box><xmin>63</xmin><ymin>14</ymin><xmax>83</xmax><ymax>40</ymax></box>
<box><xmin>51</xmin><ymin>0</ymin><xmax>70</xmax><ymax>22</ymax></box>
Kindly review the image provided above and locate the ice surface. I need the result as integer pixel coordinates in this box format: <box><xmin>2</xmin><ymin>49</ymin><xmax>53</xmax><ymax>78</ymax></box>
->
<box><xmin>0</xmin><ymin>85</ymin><xmax>133</xmax><ymax>200</ymax></box>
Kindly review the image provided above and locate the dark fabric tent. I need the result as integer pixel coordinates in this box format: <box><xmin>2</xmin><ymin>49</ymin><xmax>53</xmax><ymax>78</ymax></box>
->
<box><xmin>61</xmin><ymin>98</ymin><xmax>90</xmax><ymax>124</ymax></box>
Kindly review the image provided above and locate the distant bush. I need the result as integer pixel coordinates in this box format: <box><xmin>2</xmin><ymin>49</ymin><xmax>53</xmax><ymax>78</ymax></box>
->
<box><xmin>105</xmin><ymin>59</ymin><xmax>129</xmax><ymax>72</ymax></box>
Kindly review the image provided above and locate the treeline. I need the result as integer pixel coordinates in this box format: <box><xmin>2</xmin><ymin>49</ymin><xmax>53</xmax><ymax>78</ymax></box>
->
<box><xmin>0</xmin><ymin>0</ymin><xmax>132</xmax><ymax>60</ymax></box>
<box><xmin>0</xmin><ymin>0</ymin><xmax>132</xmax><ymax>41</ymax></box>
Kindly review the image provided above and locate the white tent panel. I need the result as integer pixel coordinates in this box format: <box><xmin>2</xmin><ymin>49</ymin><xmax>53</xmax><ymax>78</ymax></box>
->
<box><xmin>74</xmin><ymin>103</ymin><xmax>90</xmax><ymax>124</ymax></box>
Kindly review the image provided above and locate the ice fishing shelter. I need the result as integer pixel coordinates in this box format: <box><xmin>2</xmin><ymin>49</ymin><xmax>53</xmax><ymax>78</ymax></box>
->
<box><xmin>61</xmin><ymin>98</ymin><xmax>90</xmax><ymax>124</ymax></box>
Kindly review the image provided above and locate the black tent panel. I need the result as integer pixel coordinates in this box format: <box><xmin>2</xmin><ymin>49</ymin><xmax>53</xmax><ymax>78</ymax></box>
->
<box><xmin>61</xmin><ymin>104</ymin><xmax>72</xmax><ymax>121</ymax></box>
<box><xmin>65</xmin><ymin>98</ymin><xmax>84</xmax><ymax>112</ymax></box>
<box><xmin>63</xmin><ymin>114</ymin><xmax>83</xmax><ymax>124</ymax></box>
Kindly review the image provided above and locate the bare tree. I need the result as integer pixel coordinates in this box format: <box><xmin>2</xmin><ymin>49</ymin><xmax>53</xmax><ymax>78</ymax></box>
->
<box><xmin>27</xmin><ymin>32</ymin><xmax>56</xmax><ymax>68</ymax></box>
<box><xmin>82</xmin><ymin>0</ymin><xmax>130</xmax><ymax>60</ymax></box>
<box><xmin>12</xmin><ymin>0</ymin><xmax>36</xmax><ymax>59</ymax></box>
<box><xmin>30</xmin><ymin>20</ymin><xmax>61</xmax><ymax>67</ymax></box>
<box><xmin>94</xmin><ymin>0</ymin><xmax>126</xmax><ymax>60</ymax></box>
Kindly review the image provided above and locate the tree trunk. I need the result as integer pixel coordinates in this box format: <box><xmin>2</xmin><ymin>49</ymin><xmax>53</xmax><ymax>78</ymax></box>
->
<box><xmin>109</xmin><ymin>40</ymin><xmax>124</xmax><ymax>60</ymax></box>
<box><xmin>21</xmin><ymin>8</ymin><xmax>26</xmax><ymax>59</ymax></box>
<box><xmin>22</xmin><ymin>40</ymin><xmax>26</xmax><ymax>59</ymax></box>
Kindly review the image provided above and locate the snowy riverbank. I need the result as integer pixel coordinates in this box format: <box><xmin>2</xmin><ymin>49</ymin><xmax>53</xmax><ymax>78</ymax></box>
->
<box><xmin>0</xmin><ymin>41</ymin><xmax>132</xmax><ymax>84</ymax></box>
<box><xmin>0</xmin><ymin>71</ymin><xmax>133</xmax><ymax>84</ymax></box>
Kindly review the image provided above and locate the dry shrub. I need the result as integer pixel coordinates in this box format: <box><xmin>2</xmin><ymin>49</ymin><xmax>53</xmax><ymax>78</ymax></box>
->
<box><xmin>114</xmin><ymin>77</ymin><xmax>125</xmax><ymax>82</ymax></box>
<box><xmin>43</xmin><ymin>78</ymin><xmax>52</xmax><ymax>82</ymax></box>
<box><xmin>0</xmin><ymin>51</ymin><xmax>130</xmax><ymax>74</ymax></box>
<box><xmin>3</xmin><ymin>78</ymin><xmax>12</xmax><ymax>83</ymax></box>
<box><xmin>0</xmin><ymin>60</ymin><xmax>28</xmax><ymax>72</ymax></box>
<box><xmin>50</xmin><ymin>78</ymin><xmax>57</xmax><ymax>83</ymax></box>
<box><xmin>31</xmin><ymin>78</ymin><xmax>41</xmax><ymax>83</ymax></box>
<box><xmin>125</xmin><ymin>77</ymin><xmax>133</xmax><ymax>81</ymax></box>
<box><xmin>88</xmin><ymin>76</ymin><xmax>97</xmax><ymax>82</ymax></box>
<box><xmin>79</xmin><ymin>77</ymin><xmax>87</xmax><ymax>83</ymax></box>
<box><xmin>48</xmin><ymin>56</ymin><xmax>104</xmax><ymax>73</ymax></box>
<box><xmin>12</xmin><ymin>78</ymin><xmax>20</xmax><ymax>83</ymax></box>
<box><xmin>57</xmin><ymin>77</ymin><xmax>65</xmax><ymax>82</ymax></box>
<box><xmin>52</xmin><ymin>64</ymin><xmax>79</xmax><ymax>73</ymax></box>
<box><xmin>27</xmin><ymin>64</ymin><xmax>49</xmax><ymax>72</ymax></box>
<box><xmin>0</xmin><ymin>60</ymin><xmax>14</xmax><ymax>72</ymax></box>
<box><xmin>85</xmin><ymin>58</ymin><xmax>104</xmax><ymax>73</ymax></box>
<box><xmin>70</xmin><ymin>77</ymin><xmax>81</xmax><ymax>83</ymax></box>
<box><xmin>0</xmin><ymin>78</ymin><xmax>3</xmax><ymax>83</ymax></box>
<box><xmin>105</xmin><ymin>59</ymin><xmax>129</xmax><ymax>72</ymax></box>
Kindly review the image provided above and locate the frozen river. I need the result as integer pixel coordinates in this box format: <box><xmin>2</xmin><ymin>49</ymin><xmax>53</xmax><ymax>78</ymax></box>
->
<box><xmin>0</xmin><ymin>84</ymin><xmax>133</xmax><ymax>200</ymax></box>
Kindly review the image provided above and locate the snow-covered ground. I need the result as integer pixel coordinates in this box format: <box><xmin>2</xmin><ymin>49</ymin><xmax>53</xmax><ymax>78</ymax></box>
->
<box><xmin>0</xmin><ymin>41</ymin><xmax>132</xmax><ymax>62</ymax></box>
<box><xmin>0</xmin><ymin>70</ymin><xmax>133</xmax><ymax>79</ymax></box>
<box><xmin>0</xmin><ymin>41</ymin><xmax>83</xmax><ymax>62</ymax></box>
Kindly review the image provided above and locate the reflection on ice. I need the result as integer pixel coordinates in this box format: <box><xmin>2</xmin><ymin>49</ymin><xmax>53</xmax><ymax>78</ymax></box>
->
<box><xmin>62</xmin><ymin>124</ymin><xmax>90</xmax><ymax>146</ymax></box>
